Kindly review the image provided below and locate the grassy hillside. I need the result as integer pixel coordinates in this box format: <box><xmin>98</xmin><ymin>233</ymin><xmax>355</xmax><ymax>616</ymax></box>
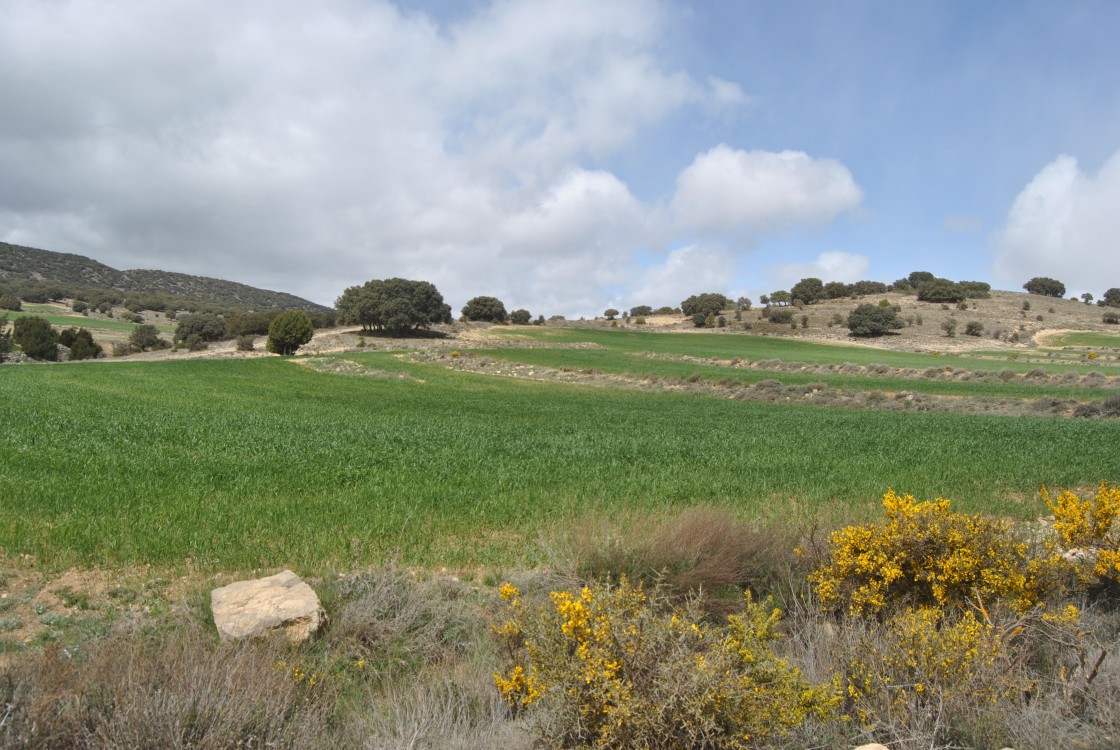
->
<box><xmin>2</xmin><ymin>338</ymin><xmax>1118</xmax><ymax>571</ymax></box>
<box><xmin>0</xmin><ymin>241</ymin><xmax>328</xmax><ymax>312</ymax></box>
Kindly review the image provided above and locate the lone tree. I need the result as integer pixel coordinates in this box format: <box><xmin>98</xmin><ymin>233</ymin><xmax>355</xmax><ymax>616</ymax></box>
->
<box><xmin>846</xmin><ymin>303</ymin><xmax>903</xmax><ymax>337</ymax></box>
<box><xmin>1024</xmin><ymin>277</ymin><xmax>1066</xmax><ymax>298</ymax></box>
<box><xmin>266</xmin><ymin>310</ymin><xmax>315</xmax><ymax>355</ymax></box>
<box><xmin>1101</xmin><ymin>288</ymin><xmax>1120</xmax><ymax>307</ymax></box>
<box><xmin>603</xmin><ymin>308</ymin><xmax>619</xmax><ymax>321</ymax></box>
<box><xmin>509</xmin><ymin>309</ymin><xmax>532</xmax><ymax>325</ymax></box>
<box><xmin>790</xmin><ymin>277</ymin><xmax>825</xmax><ymax>304</ymax></box>
<box><xmin>681</xmin><ymin>293</ymin><xmax>731</xmax><ymax>318</ymax></box>
<box><xmin>12</xmin><ymin>315</ymin><xmax>58</xmax><ymax>360</ymax></box>
<box><xmin>461</xmin><ymin>295</ymin><xmax>508</xmax><ymax>323</ymax></box>
<box><xmin>336</xmin><ymin>278</ymin><xmax>453</xmax><ymax>335</ymax></box>
<box><xmin>128</xmin><ymin>324</ymin><xmax>166</xmax><ymax>353</ymax></box>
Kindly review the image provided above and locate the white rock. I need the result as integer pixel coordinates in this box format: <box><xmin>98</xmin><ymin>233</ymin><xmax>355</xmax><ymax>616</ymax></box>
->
<box><xmin>854</xmin><ymin>745</ymin><xmax>891</xmax><ymax>750</ymax></box>
<box><xmin>211</xmin><ymin>570</ymin><xmax>326</xmax><ymax>643</ymax></box>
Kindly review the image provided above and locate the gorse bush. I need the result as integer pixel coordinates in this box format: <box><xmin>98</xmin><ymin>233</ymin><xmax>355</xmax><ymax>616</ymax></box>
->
<box><xmin>841</xmin><ymin>605</ymin><xmax>1016</xmax><ymax>727</ymax></box>
<box><xmin>1044</xmin><ymin>482</ymin><xmax>1120</xmax><ymax>589</ymax></box>
<box><xmin>493</xmin><ymin>579</ymin><xmax>836</xmax><ymax>749</ymax></box>
<box><xmin>809</xmin><ymin>490</ymin><xmax>1045</xmax><ymax>615</ymax></box>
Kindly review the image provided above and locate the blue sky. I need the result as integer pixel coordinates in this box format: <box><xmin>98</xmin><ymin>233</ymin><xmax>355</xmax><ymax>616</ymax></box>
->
<box><xmin>1</xmin><ymin>0</ymin><xmax>1118</xmax><ymax>315</ymax></box>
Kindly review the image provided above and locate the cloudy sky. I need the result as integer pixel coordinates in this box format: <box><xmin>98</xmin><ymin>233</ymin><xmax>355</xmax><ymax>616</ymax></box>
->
<box><xmin>2</xmin><ymin>0</ymin><xmax>1118</xmax><ymax>315</ymax></box>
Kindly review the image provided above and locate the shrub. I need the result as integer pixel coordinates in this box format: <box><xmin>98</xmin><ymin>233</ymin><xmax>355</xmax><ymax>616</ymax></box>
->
<box><xmin>633</xmin><ymin>316</ymin><xmax>646</xmax><ymax>325</ymax></box>
<box><xmin>965</xmin><ymin>321</ymin><xmax>984</xmax><ymax>336</ymax></box>
<box><xmin>809</xmin><ymin>489</ymin><xmax>1044</xmax><ymax>616</ymax></box>
<box><xmin>0</xmin><ymin>294</ymin><xmax>21</xmax><ymax>311</ymax></box>
<box><xmin>57</xmin><ymin>327</ymin><xmax>102</xmax><ymax>360</ymax></box>
<box><xmin>768</xmin><ymin>308</ymin><xmax>794</xmax><ymax>325</ymax></box>
<box><xmin>185</xmin><ymin>333</ymin><xmax>208</xmax><ymax>352</ymax></box>
<box><xmin>174</xmin><ymin>313</ymin><xmax>227</xmax><ymax>343</ymax></box>
<box><xmin>916</xmin><ymin>278</ymin><xmax>966</xmax><ymax>303</ymax></box>
<box><xmin>1043</xmin><ymin>482</ymin><xmax>1120</xmax><ymax>588</ymax></box>
<box><xmin>0</xmin><ymin>314</ymin><xmax>10</xmax><ymax>354</ymax></box>
<box><xmin>12</xmin><ymin>315</ymin><xmax>58</xmax><ymax>360</ymax></box>
<box><xmin>1103</xmin><ymin>311</ymin><xmax>1119</xmax><ymax>325</ymax></box>
<box><xmin>461</xmin><ymin>295</ymin><xmax>508</xmax><ymax>323</ymax></box>
<box><xmin>629</xmin><ymin>305</ymin><xmax>653</xmax><ymax>317</ymax></box>
<box><xmin>266</xmin><ymin>310</ymin><xmax>315</xmax><ymax>355</ymax></box>
<box><xmin>941</xmin><ymin>317</ymin><xmax>958</xmax><ymax>337</ymax></box>
<box><xmin>509</xmin><ymin>309</ymin><xmax>531</xmax><ymax>325</ymax></box>
<box><xmin>846</xmin><ymin>303</ymin><xmax>902</xmax><ymax>337</ymax></box>
<box><xmin>493</xmin><ymin>579</ymin><xmax>837</xmax><ymax>748</ymax></box>
<box><xmin>236</xmin><ymin>335</ymin><xmax>256</xmax><ymax>351</ymax></box>
<box><xmin>841</xmin><ymin>606</ymin><xmax>1016</xmax><ymax>728</ymax></box>
<box><xmin>71</xmin><ymin>300</ymin><xmax>88</xmax><ymax>313</ymax></box>
<box><xmin>128</xmin><ymin>324</ymin><xmax>166</xmax><ymax>353</ymax></box>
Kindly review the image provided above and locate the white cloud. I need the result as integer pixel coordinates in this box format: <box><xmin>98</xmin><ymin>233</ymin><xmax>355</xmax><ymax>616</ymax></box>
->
<box><xmin>992</xmin><ymin>150</ymin><xmax>1120</xmax><ymax>294</ymax></box>
<box><xmin>0</xmin><ymin>0</ymin><xmax>754</xmax><ymax>316</ymax></box>
<box><xmin>671</xmin><ymin>145</ymin><xmax>863</xmax><ymax>233</ymax></box>
<box><xmin>628</xmin><ymin>244</ymin><xmax>736</xmax><ymax>309</ymax></box>
<box><xmin>768</xmin><ymin>251</ymin><xmax>871</xmax><ymax>290</ymax></box>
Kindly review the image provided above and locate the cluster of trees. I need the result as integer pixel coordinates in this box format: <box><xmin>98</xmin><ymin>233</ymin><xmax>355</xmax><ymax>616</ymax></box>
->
<box><xmin>4</xmin><ymin>315</ymin><xmax>102</xmax><ymax>360</ymax></box>
<box><xmin>336</xmin><ymin>278</ymin><xmax>453</xmax><ymax>335</ymax></box>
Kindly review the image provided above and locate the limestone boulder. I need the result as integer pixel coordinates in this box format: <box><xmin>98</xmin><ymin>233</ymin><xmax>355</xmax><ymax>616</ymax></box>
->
<box><xmin>211</xmin><ymin>570</ymin><xmax>326</xmax><ymax>643</ymax></box>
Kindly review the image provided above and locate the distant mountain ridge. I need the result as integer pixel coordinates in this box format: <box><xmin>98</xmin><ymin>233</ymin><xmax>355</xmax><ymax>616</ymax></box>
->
<box><xmin>0</xmin><ymin>241</ymin><xmax>329</xmax><ymax>312</ymax></box>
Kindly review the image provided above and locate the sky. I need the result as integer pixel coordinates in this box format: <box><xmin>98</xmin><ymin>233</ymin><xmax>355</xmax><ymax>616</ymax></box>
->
<box><xmin>1</xmin><ymin>0</ymin><xmax>1118</xmax><ymax>316</ymax></box>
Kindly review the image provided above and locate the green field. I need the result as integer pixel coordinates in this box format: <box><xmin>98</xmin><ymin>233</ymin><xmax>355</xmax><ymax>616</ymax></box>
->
<box><xmin>1042</xmin><ymin>331</ymin><xmax>1120</xmax><ymax>349</ymax></box>
<box><xmin>7</xmin><ymin>309</ymin><xmax>175</xmax><ymax>334</ymax></box>
<box><xmin>3</xmin><ymin>334</ymin><xmax>1119</xmax><ymax>572</ymax></box>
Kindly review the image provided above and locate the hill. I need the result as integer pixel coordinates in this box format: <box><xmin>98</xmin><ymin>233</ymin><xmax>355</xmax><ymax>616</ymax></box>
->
<box><xmin>0</xmin><ymin>241</ymin><xmax>329</xmax><ymax>312</ymax></box>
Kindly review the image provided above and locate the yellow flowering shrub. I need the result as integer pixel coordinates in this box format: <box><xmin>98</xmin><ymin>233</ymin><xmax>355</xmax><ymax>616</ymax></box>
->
<box><xmin>842</xmin><ymin>606</ymin><xmax>1017</xmax><ymax>728</ymax></box>
<box><xmin>493</xmin><ymin>578</ymin><xmax>837</xmax><ymax>749</ymax></box>
<box><xmin>1044</xmin><ymin>481</ymin><xmax>1120</xmax><ymax>587</ymax></box>
<box><xmin>810</xmin><ymin>489</ymin><xmax>1043</xmax><ymax>615</ymax></box>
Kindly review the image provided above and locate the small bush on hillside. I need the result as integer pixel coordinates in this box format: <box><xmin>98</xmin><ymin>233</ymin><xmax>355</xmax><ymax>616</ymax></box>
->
<box><xmin>71</xmin><ymin>300</ymin><xmax>88</xmax><ymax>313</ymax></box>
<box><xmin>0</xmin><ymin>294</ymin><xmax>21</xmax><ymax>311</ymax></box>
<box><xmin>846</xmin><ymin>303</ymin><xmax>902</xmax><ymax>337</ymax></box>
<box><xmin>57</xmin><ymin>327</ymin><xmax>102</xmax><ymax>360</ymax></box>
<box><xmin>266</xmin><ymin>310</ymin><xmax>314</xmax><ymax>355</ymax></box>
<box><xmin>174</xmin><ymin>312</ymin><xmax>227</xmax><ymax>343</ymax></box>
<box><xmin>768</xmin><ymin>308</ymin><xmax>794</xmax><ymax>324</ymax></box>
<box><xmin>12</xmin><ymin>315</ymin><xmax>58</xmax><ymax>360</ymax></box>
<box><xmin>965</xmin><ymin>320</ymin><xmax>984</xmax><ymax>336</ymax></box>
<box><xmin>1103</xmin><ymin>311</ymin><xmax>1119</xmax><ymax>325</ymax></box>
<box><xmin>185</xmin><ymin>333</ymin><xmax>208</xmax><ymax>351</ymax></box>
<box><xmin>237</xmin><ymin>335</ymin><xmax>256</xmax><ymax>351</ymax></box>
<box><xmin>128</xmin><ymin>324</ymin><xmax>166</xmax><ymax>353</ymax></box>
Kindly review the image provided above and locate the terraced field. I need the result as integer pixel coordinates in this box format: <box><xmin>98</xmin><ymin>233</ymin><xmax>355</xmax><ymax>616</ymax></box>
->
<box><xmin>3</xmin><ymin>327</ymin><xmax>1118</xmax><ymax>571</ymax></box>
